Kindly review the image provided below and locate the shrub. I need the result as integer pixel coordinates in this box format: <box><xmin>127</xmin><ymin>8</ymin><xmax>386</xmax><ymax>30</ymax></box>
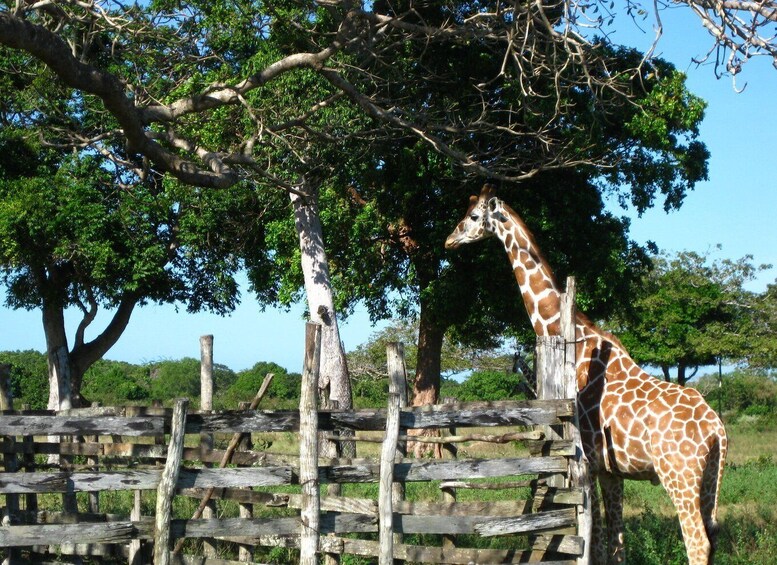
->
<box><xmin>351</xmin><ymin>377</ymin><xmax>388</xmax><ymax>408</ymax></box>
<box><xmin>0</xmin><ymin>350</ymin><xmax>48</xmax><ymax>409</ymax></box>
<box><xmin>82</xmin><ymin>360</ymin><xmax>149</xmax><ymax>405</ymax></box>
<box><xmin>703</xmin><ymin>370</ymin><xmax>777</xmax><ymax>421</ymax></box>
<box><xmin>218</xmin><ymin>362</ymin><xmax>297</xmax><ymax>409</ymax></box>
<box><xmin>450</xmin><ymin>370</ymin><xmax>526</xmax><ymax>402</ymax></box>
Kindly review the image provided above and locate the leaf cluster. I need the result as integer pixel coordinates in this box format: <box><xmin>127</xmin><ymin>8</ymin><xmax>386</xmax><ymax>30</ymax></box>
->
<box><xmin>613</xmin><ymin>250</ymin><xmax>772</xmax><ymax>371</ymax></box>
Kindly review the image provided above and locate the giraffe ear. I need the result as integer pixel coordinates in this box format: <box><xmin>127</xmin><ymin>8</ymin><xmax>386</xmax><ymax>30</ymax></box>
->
<box><xmin>487</xmin><ymin>197</ymin><xmax>508</xmax><ymax>222</ymax></box>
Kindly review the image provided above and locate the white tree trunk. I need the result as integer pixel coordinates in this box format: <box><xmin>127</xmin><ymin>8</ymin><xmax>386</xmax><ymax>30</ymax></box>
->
<box><xmin>290</xmin><ymin>186</ymin><xmax>352</xmax><ymax>414</ymax></box>
<box><xmin>42</xmin><ymin>304</ymin><xmax>73</xmax><ymax>411</ymax></box>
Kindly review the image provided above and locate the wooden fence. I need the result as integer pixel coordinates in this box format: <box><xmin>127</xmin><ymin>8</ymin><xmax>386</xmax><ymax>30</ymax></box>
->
<box><xmin>0</xmin><ymin>286</ymin><xmax>589</xmax><ymax>564</ymax></box>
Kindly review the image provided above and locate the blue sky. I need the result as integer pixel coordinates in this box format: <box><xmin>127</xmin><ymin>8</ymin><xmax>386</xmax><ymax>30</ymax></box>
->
<box><xmin>1</xmin><ymin>7</ymin><xmax>776</xmax><ymax>374</ymax></box>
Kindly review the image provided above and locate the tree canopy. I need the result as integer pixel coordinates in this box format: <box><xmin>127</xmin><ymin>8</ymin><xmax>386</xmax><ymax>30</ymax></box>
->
<box><xmin>611</xmin><ymin>249</ymin><xmax>773</xmax><ymax>385</ymax></box>
<box><xmin>0</xmin><ymin>0</ymin><xmax>739</xmax><ymax>410</ymax></box>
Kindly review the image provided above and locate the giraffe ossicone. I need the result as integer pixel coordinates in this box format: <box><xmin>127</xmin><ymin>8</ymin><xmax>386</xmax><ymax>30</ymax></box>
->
<box><xmin>446</xmin><ymin>183</ymin><xmax>727</xmax><ymax>565</ymax></box>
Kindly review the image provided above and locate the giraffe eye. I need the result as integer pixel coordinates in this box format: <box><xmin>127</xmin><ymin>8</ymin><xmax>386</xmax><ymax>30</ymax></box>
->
<box><xmin>469</xmin><ymin>213</ymin><xmax>479</xmax><ymax>221</ymax></box>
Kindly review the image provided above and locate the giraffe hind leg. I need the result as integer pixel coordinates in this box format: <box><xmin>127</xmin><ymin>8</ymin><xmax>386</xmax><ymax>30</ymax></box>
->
<box><xmin>655</xmin><ymin>462</ymin><xmax>713</xmax><ymax>565</ymax></box>
<box><xmin>701</xmin><ymin>435</ymin><xmax>726</xmax><ymax>559</ymax></box>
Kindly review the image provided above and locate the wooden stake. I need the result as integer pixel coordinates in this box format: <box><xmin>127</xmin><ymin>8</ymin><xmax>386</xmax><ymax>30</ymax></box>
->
<box><xmin>153</xmin><ymin>398</ymin><xmax>188</xmax><ymax>565</ymax></box>
<box><xmin>299</xmin><ymin>323</ymin><xmax>322</xmax><ymax>565</ymax></box>
<box><xmin>378</xmin><ymin>392</ymin><xmax>401</xmax><ymax>565</ymax></box>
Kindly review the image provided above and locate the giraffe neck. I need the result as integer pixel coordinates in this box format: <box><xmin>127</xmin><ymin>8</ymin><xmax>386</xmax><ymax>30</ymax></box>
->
<box><xmin>492</xmin><ymin>205</ymin><xmax>562</xmax><ymax>336</ymax></box>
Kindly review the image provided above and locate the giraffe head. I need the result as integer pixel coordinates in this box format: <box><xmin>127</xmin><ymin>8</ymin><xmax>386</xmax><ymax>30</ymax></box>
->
<box><xmin>445</xmin><ymin>183</ymin><xmax>507</xmax><ymax>250</ymax></box>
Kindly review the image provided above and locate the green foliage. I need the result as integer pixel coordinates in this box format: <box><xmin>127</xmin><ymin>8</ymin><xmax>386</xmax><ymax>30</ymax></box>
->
<box><xmin>444</xmin><ymin>370</ymin><xmax>526</xmax><ymax>402</ymax></box>
<box><xmin>218</xmin><ymin>362</ymin><xmax>299</xmax><ymax>410</ymax></box>
<box><xmin>351</xmin><ymin>377</ymin><xmax>388</xmax><ymax>409</ymax></box>
<box><xmin>81</xmin><ymin>360</ymin><xmax>150</xmax><ymax>405</ymax></box>
<box><xmin>0</xmin><ymin>350</ymin><xmax>48</xmax><ymax>409</ymax></box>
<box><xmin>147</xmin><ymin>358</ymin><xmax>236</xmax><ymax>407</ymax></box>
<box><xmin>624</xmin><ymin>506</ymin><xmax>688</xmax><ymax>565</ymax></box>
<box><xmin>624</xmin><ymin>456</ymin><xmax>777</xmax><ymax>565</ymax></box>
<box><xmin>701</xmin><ymin>370</ymin><xmax>777</xmax><ymax>422</ymax></box>
<box><xmin>612</xmin><ymin>250</ymin><xmax>769</xmax><ymax>384</ymax></box>
<box><xmin>147</xmin><ymin>358</ymin><xmax>200</xmax><ymax>403</ymax></box>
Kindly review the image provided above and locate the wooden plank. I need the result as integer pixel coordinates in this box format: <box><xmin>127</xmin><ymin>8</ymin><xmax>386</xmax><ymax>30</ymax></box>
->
<box><xmin>534</xmin><ymin>486</ymin><xmax>585</xmax><ymax>507</ymax></box>
<box><xmin>0</xmin><ymin>514</ymin><xmax>374</xmax><ymax>547</ymax></box>
<box><xmin>1</xmin><ymin>456</ymin><xmax>566</xmax><ymax>495</ymax></box>
<box><xmin>0</xmin><ymin>399</ymin><xmax>573</xmax><ymax>437</ymax></box>
<box><xmin>525</xmin><ymin>439</ymin><xmax>575</xmax><ymax>456</ymax></box>
<box><xmin>391</xmin><ymin>508</ymin><xmax>575</xmax><ymax>535</ymax></box>
<box><xmin>321</xmin><ymin>455</ymin><xmax>567</xmax><ymax>483</ymax></box>
<box><xmin>475</xmin><ymin>508</ymin><xmax>577</xmax><ymax>537</ymax></box>
<box><xmin>0</xmin><ymin>440</ymin><xmax>299</xmax><ymax>469</ymax></box>
<box><xmin>0</xmin><ymin>522</ymin><xmax>142</xmax><ymax>546</ymax></box>
<box><xmin>179</xmin><ymin>400</ymin><xmax>573</xmax><ymax>433</ymax></box>
<box><xmin>179</xmin><ymin>488</ymin><xmax>289</xmax><ymax>507</ymax></box>
<box><xmin>2</xmin><ymin>516</ymin><xmax>581</xmax><ymax>559</ymax></box>
<box><xmin>325</xmin><ymin>537</ymin><xmax>577</xmax><ymax>565</ymax></box>
<box><xmin>0</xmin><ymin>415</ymin><xmax>164</xmax><ymax>437</ymax></box>
<box><xmin>532</xmin><ymin>533</ymin><xmax>585</xmax><ymax>556</ymax></box>
<box><xmin>287</xmin><ymin>494</ymin><xmax>377</xmax><ymax>515</ymax></box>
<box><xmin>0</xmin><ymin>466</ymin><xmax>292</xmax><ymax>494</ymax></box>
<box><xmin>394</xmin><ymin>499</ymin><xmax>532</xmax><ymax>517</ymax></box>
<box><xmin>283</xmin><ymin>494</ymin><xmax>578</xmax><ymax>518</ymax></box>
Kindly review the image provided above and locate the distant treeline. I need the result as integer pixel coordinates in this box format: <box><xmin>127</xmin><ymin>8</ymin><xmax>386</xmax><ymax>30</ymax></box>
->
<box><xmin>1</xmin><ymin>350</ymin><xmax>775</xmax><ymax>420</ymax></box>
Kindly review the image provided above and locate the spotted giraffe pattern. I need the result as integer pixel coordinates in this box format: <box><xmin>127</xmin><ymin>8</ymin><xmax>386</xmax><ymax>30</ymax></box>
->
<box><xmin>445</xmin><ymin>184</ymin><xmax>727</xmax><ymax>565</ymax></box>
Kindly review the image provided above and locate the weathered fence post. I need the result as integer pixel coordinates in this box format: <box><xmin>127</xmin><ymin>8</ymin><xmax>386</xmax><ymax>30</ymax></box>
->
<box><xmin>299</xmin><ymin>322</ymin><xmax>322</xmax><ymax>565</ymax></box>
<box><xmin>237</xmin><ymin>400</ymin><xmax>254</xmax><ymax>563</ymax></box>
<box><xmin>0</xmin><ymin>363</ymin><xmax>21</xmax><ymax>565</ymax></box>
<box><xmin>378</xmin><ymin>392</ymin><xmax>401</xmax><ymax>565</ymax></box>
<box><xmin>535</xmin><ymin>316</ymin><xmax>568</xmax><ymax>489</ymax></box>
<box><xmin>153</xmin><ymin>398</ymin><xmax>189</xmax><ymax>565</ymax></box>
<box><xmin>128</xmin><ymin>490</ymin><xmax>143</xmax><ymax>565</ymax></box>
<box><xmin>199</xmin><ymin>334</ymin><xmax>217</xmax><ymax>558</ymax></box>
<box><xmin>88</xmin><ymin>401</ymin><xmax>101</xmax><ymax>514</ymax></box>
<box><xmin>561</xmin><ymin>278</ymin><xmax>592</xmax><ymax>565</ymax></box>
<box><xmin>441</xmin><ymin>397</ymin><xmax>458</xmax><ymax>551</ymax></box>
<box><xmin>534</xmin><ymin>277</ymin><xmax>591</xmax><ymax>562</ymax></box>
<box><xmin>386</xmin><ymin>342</ymin><xmax>408</xmax><ymax>561</ymax></box>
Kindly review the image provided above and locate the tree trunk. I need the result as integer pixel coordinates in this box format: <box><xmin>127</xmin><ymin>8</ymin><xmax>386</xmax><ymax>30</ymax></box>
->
<box><xmin>290</xmin><ymin>180</ymin><xmax>354</xmax><ymax>458</ymax></box>
<box><xmin>42</xmin><ymin>292</ymin><xmax>138</xmax><ymax>409</ymax></box>
<box><xmin>42</xmin><ymin>301</ymin><xmax>73</xmax><ymax>411</ymax></box>
<box><xmin>661</xmin><ymin>365</ymin><xmax>671</xmax><ymax>383</ymax></box>
<box><xmin>677</xmin><ymin>364</ymin><xmax>687</xmax><ymax>387</ymax></box>
<box><xmin>412</xmin><ymin>307</ymin><xmax>444</xmax><ymax>408</ymax></box>
<box><xmin>409</xmin><ymin>295</ymin><xmax>446</xmax><ymax>458</ymax></box>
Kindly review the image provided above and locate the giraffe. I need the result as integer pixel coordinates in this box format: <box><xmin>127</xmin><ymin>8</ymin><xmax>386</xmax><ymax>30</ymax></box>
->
<box><xmin>445</xmin><ymin>184</ymin><xmax>727</xmax><ymax>565</ymax></box>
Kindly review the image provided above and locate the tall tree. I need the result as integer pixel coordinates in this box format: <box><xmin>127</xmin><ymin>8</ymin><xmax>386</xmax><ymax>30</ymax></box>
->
<box><xmin>0</xmin><ymin>131</ymin><xmax>265</xmax><ymax>407</ymax></box>
<box><xmin>0</xmin><ymin>0</ymin><xmax>711</xmax><ymax>411</ymax></box>
<box><xmin>611</xmin><ymin>250</ymin><xmax>771</xmax><ymax>385</ymax></box>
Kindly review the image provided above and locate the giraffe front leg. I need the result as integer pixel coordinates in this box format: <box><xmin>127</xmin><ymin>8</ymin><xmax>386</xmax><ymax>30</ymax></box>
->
<box><xmin>598</xmin><ymin>472</ymin><xmax>625</xmax><ymax>565</ymax></box>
